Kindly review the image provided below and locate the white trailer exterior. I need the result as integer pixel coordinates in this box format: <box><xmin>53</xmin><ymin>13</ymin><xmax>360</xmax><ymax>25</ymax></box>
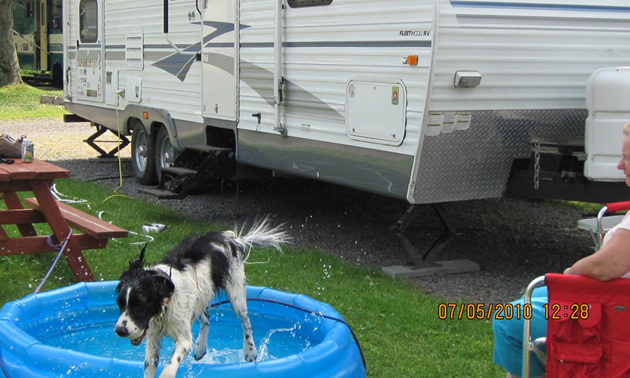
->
<box><xmin>63</xmin><ymin>0</ymin><xmax>630</xmax><ymax>204</ymax></box>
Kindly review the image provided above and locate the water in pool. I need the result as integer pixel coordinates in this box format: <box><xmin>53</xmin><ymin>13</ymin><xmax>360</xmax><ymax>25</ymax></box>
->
<box><xmin>37</xmin><ymin>305</ymin><xmax>322</xmax><ymax>367</ymax></box>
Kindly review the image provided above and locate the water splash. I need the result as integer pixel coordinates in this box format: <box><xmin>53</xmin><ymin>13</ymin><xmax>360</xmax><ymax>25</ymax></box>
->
<box><xmin>257</xmin><ymin>323</ymin><xmax>311</xmax><ymax>362</ymax></box>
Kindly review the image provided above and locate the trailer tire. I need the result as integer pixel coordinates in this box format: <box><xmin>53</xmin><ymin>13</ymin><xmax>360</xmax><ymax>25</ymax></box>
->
<box><xmin>131</xmin><ymin>122</ymin><xmax>157</xmax><ymax>185</ymax></box>
<box><xmin>155</xmin><ymin>126</ymin><xmax>178</xmax><ymax>184</ymax></box>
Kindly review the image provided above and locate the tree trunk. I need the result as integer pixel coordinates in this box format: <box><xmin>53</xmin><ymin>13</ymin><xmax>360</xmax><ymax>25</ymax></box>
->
<box><xmin>0</xmin><ymin>0</ymin><xmax>23</xmax><ymax>87</ymax></box>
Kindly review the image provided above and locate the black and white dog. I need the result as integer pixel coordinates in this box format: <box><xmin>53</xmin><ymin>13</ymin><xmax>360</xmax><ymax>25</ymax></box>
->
<box><xmin>115</xmin><ymin>219</ymin><xmax>288</xmax><ymax>378</ymax></box>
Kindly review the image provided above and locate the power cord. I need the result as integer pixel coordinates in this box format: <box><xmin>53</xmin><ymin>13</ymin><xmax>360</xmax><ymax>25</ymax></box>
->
<box><xmin>102</xmin><ymin>89</ymin><xmax>127</xmax><ymax>204</ymax></box>
<box><xmin>113</xmin><ymin>89</ymin><xmax>125</xmax><ymax>192</ymax></box>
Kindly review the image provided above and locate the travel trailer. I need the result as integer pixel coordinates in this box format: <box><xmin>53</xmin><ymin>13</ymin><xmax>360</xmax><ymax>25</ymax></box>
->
<box><xmin>62</xmin><ymin>0</ymin><xmax>630</xmax><ymax>205</ymax></box>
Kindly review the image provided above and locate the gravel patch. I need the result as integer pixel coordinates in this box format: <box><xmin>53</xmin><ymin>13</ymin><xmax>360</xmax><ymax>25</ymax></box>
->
<box><xmin>1</xmin><ymin>118</ymin><xmax>597</xmax><ymax>304</ymax></box>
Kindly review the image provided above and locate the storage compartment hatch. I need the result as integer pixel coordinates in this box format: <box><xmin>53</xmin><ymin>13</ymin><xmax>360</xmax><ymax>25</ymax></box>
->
<box><xmin>345</xmin><ymin>80</ymin><xmax>406</xmax><ymax>146</ymax></box>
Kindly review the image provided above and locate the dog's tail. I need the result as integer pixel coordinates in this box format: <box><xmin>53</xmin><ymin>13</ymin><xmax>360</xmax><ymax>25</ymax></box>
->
<box><xmin>231</xmin><ymin>217</ymin><xmax>290</xmax><ymax>253</ymax></box>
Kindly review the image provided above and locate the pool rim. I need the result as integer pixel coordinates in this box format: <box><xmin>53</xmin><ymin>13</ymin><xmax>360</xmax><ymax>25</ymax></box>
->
<box><xmin>0</xmin><ymin>281</ymin><xmax>366</xmax><ymax>377</ymax></box>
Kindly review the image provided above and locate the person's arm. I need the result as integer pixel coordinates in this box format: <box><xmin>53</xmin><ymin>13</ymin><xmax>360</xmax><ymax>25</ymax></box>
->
<box><xmin>565</xmin><ymin>229</ymin><xmax>630</xmax><ymax>280</ymax></box>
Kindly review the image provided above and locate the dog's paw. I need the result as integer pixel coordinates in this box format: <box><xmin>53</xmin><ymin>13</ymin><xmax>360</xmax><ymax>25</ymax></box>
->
<box><xmin>193</xmin><ymin>350</ymin><xmax>206</xmax><ymax>361</ymax></box>
<box><xmin>194</xmin><ymin>344</ymin><xmax>206</xmax><ymax>360</ymax></box>
<box><xmin>244</xmin><ymin>350</ymin><xmax>257</xmax><ymax>362</ymax></box>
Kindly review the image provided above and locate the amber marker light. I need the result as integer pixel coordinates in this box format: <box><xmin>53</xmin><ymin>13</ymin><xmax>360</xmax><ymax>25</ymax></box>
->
<box><xmin>406</xmin><ymin>55</ymin><xmax>418</xmax><ymax>66</ymax></box>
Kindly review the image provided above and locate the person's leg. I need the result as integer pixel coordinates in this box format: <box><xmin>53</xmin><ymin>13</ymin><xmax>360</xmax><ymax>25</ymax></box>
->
<box><xmin>493</xmin><ymin>287</ymin><xmax>548</xmax><ymax>377</ymax></box>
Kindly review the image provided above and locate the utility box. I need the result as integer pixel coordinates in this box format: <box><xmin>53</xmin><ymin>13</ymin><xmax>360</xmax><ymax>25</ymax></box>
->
<box><xmin>584</xmin><ymin>67</ymin><xmax>630</xmax><ymax>181</ymax></box>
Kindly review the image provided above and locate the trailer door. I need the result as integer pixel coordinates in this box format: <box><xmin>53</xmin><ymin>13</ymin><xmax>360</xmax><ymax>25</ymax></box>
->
<box><xmin>74</xmin><ymin>0</ymin><xmax>104</xmax><ymax>102</ymax></box>
<box><xmin>201</xmin><ymin>0</ymin><xmax>238</xmax><ymax>121</ymax></box>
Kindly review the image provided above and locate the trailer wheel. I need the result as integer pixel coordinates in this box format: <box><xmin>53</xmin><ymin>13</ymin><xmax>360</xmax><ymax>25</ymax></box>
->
<box><xmin>155</xmin><ymin>127</ymin><xmax>178</xmax><ymax>183</ymax></box>
<box><xmin>131</xmin><ymin>122</ymin><xmax>157</xmax><ymax>185</ymax></box>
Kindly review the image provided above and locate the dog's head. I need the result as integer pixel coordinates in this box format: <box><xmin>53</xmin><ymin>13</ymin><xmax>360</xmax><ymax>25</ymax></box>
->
<box><xmin>115</xmin><ymin>245</ymin><xmax>174</xmax><ymax>346</ymax></box>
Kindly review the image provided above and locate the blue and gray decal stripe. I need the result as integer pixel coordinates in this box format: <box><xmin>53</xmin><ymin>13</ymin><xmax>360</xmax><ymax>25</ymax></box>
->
<box><xmin>241</xmin><ymin>40</ymin><xmax>431</xmax><ymax>49</ymax></box>
<box><xmin>450</xmin><ymin>1</ymin><xmax>630</xmax><ymax>13</ymax></box>
<box><xmin>79</xmin><ymin>40</ymin><xmax>431</xmax><ymax>51</ymax></box>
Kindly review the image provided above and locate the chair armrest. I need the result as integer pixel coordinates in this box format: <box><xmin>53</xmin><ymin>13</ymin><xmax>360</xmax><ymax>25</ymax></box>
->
<box><xmin>604</xmin><ymin>201</ymin><xmax>630</xmax><ymax>213</ymax></box>
<box><xmin>597</xmin><ymin>201</ymin><xmax>630</xmax><ymax>248</ymax></box>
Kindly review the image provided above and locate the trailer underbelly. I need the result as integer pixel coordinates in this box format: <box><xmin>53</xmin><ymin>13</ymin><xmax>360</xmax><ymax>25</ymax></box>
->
<box><xmin>238</xmin><ymin>129</ymin><xmax>414</xmax><ymax>200</ymax></box>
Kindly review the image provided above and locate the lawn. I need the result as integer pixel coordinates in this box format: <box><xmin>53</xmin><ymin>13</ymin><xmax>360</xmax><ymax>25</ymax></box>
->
<box><xmin>0</xmin><ymin>84</ymin><xmax>505</xmax><ymax>376</ymax></box>
<box><xmin>0</xmin><ymin>84</ymin><xmax>66</xmax><ymax>120</ymax></box>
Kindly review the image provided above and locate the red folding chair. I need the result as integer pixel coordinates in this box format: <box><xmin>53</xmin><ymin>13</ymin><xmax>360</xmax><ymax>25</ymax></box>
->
<box><xmin>523</xmin><ymin>273</ymin><xmax>630</xmax><ymax>377</ymax></box>
<box><xmin>577</xmin><ymin>201</ymin><xmax>630</xmax><ymax>250</ymax></box>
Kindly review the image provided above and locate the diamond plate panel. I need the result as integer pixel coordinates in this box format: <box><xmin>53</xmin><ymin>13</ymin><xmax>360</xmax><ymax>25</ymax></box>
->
<box><xmin>411</xmin><ymin>109</ymin><xmax>587</xmax><ymax>203</ymax></box>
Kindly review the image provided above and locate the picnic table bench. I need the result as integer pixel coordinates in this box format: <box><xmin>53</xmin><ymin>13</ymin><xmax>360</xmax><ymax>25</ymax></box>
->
<box><xmin>0</xmin><ymin>158</ymin><xmax>127</xmax><ymax>281</ymax></box>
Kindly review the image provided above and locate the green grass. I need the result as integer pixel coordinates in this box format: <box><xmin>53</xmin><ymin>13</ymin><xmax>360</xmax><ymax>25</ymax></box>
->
<box><xmin>0</xmin><ymin>83</ymin><xmax>66</xmax><ymax>120</ymax></box>
<box><xmin>0</xmin><ymin>179</ymin><xmax>504</xmax><ymax>377</ymax></box>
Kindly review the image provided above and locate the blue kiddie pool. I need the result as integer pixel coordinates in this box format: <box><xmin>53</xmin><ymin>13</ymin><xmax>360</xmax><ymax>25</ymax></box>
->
<box><xmin>0</xmin><ymin>282</ymin><xmax>365</xmax><ymax>377</ymax></box>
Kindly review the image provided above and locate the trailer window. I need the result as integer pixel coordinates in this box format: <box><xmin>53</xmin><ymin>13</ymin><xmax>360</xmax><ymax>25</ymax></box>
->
<box><xmin>288</xmin><ymin>0</ymin><xmax>332</xmax><ymax>8</ymax></box>
<box><xmin>79</xmin><ymin>0</ymin><xmax>98</xmax><ymax>43</ymax></box>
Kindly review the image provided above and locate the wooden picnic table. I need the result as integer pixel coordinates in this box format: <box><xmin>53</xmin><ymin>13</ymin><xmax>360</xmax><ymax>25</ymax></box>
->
<box><xmin>0</xmin><ymin>158</ymin><xmax>127</xmax><ymax>281</ymax></box>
